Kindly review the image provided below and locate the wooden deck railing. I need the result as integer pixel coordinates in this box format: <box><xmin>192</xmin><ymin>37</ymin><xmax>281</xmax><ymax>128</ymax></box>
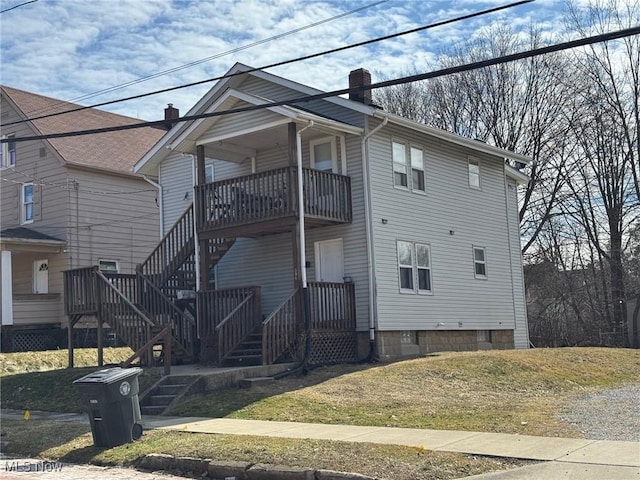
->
<box><xmin>307</xmin><ymin>281</ymin><xmax>356</xmax><ymax>331</ymax></box>
<box><xmin>262</xmin><ymin>287</ymin><xmax>301</xmax><ymax>365</ymax></box>
<box><xmin>215</xmin><ymin>289</ymin><xmax>261</xmax><ymax>364</ymax></box>
<box><xmin>139</xmin><ymin>204</ymin><xmax>195</xmax><ymax>287</ymax></box>
<box><xmin>64</xmin><ymin>266</ymin><xmax>99</xmax><ymax>315</ymax></box>
<box><xmin>197</xmin><ymin>286</ymin><xmax>261</xmax><ymax>337</ymax></box>
<box><xmin>196</xmin><ymin>166</ymin><xmax>351</xmax><ymax>232</ymax></box>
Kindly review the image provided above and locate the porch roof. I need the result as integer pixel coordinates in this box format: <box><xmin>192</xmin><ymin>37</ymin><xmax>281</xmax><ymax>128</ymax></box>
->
<box><xmin>0</xmin><ymin>227</ymin><xmax>66</xmax><ymax>252</ymax></box>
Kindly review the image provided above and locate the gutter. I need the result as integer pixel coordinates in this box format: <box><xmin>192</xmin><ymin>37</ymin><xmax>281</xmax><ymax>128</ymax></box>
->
<box><xmin>362</xmin><ymin>115</ymin><xmax>388</xmax><ymax>360</ymax></box>
<box><xmin>142</xmin><ymin>175</ymin><xmax>163</xmax><ymax>238</ymax></box>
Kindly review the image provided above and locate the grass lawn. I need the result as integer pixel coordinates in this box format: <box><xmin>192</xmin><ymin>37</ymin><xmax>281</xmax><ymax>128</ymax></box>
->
<box><xmin>168</xmin><ymin>347</ymin><xmax>640</xmax><ymax>438</ymax></box>
<box><xmin>0</xmin><ymin>419</ymin><xmax>528</xmax><ymax>480</ymax></box>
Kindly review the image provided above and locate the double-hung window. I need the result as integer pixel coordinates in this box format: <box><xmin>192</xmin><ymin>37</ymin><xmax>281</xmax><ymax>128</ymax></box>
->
<box><xmin>397</xmin><ymin>240</ymin><xmax>432</xmax><ymax>294</ymax></box>
<box><xmin>1</xmin><ymin>134</ymin><xmax>16</xmax><ymax>168</ymax></box>
<box><xmin>392</xmin><ymin>141</ymin><xmax>408</xmax><ymax>188</ymax></box>
<box><xmin>473</xmin><ymin>246</ymin><xmax>487</xmax><ymax>278</ymax></box>
<box><xmin>468</xmin><ymin>158</ymin><xmax>480</xmax><ymax>189</ymax></box>
<box><xmin>21</xmin><ymin>183</ymin><xmax>34</xmax><ymax>224</ymax></box>
<box><xmin>393</xmin><ymin>141</ymin><xmax>426</xmax><ymax>193</ymax></box>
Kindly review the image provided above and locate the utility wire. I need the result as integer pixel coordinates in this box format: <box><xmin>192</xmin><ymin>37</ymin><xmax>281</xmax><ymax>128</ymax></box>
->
<box><xmin>0</xmin><ymin>0</ymin><xmax>37</xmax><ymax>14</ymax></box>
<box><xmin>3</xmin><ymin>24</ymin><xmax>638</xmax><ymax>144</ymax></box>
<box><xmin>1</xmin><ymin>0</ymin><xmax>533</xmax><ymax>128</ymax></box>
<box><xmin>18</xmin><ymin>0</ymin><xmax>387</xmax><ymax>119</ymax></box>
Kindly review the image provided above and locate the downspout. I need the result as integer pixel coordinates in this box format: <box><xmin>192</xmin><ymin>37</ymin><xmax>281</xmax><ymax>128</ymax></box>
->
<box><xmin>362</xmin><ymin>115</ymin><xmax>388</xmax><ymax>360</ymax></box>
<box><xmin>297</xmin><ymin>121</ymin><xmax>313</xmax><ymax>367</ymax></box>
<box><xmin>142</xmin><ymin>175</ymin><xmax>163</xmax><ymax>238</ymax></box>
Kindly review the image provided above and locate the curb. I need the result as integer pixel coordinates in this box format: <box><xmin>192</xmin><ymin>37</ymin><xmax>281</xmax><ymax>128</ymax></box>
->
<box><xmin>139</xmin><ymin>453</ymin><xmax>377</xmax><ymax>480</ymax></box>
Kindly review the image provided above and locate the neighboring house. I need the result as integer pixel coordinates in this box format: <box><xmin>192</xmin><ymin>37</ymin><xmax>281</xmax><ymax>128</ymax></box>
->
<box><xmin>64</xmin><ymin>64</ymin><xmax>530</xmax><ymax>366</ymax></box>
<box><xmin>0</xmin><ymin>86</ymin><xmax>164</xmax><ymax>351</ymax></box>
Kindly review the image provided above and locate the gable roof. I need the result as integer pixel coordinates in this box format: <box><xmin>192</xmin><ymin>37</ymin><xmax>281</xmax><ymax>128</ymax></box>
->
<box><xmin>1</xmin><ymin>85</ymin><xmax>165</xmax><ymax>175</ymax></box>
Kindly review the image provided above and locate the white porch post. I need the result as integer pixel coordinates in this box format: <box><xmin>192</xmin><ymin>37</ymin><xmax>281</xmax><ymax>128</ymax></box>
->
<box><xmin>1</xmin><ymin>250</ymin><xmax>13</xmax><ymax>325</ymax></box>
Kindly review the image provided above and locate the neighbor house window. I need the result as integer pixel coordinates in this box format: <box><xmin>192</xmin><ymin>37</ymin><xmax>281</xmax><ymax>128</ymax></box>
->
<box><xmin>473</xmin><ymin>246</ymin><xmax>487</xmax><ymax>278</ymax></box>
<box><xmin>21</xmin><ymin>183</ymin><xmax>33</xmax><ymax>224</ymax></box>
<box><xmin>397</xmin><ymin>240</ymin><xmax>433</xmax><ymax>294</ymax></box>
<box><xmin>392</xmin><ymin>141</ymin><xmax>408</xmax><ymax>188</ymax></box>
<box><xmin>98</xmin><ymin>259</ymin><xmax>119</xmax><ymax>272</ymax></box>
<box><xmin>411</xmin><ymin>146</ymin><xmax>425</xmax><ymax>192</ymax></box>
<box><xmin>1</xmin><ymin>134</ymin><xmax>16</xmax><ymax>168</ymax></box>
<box><xmin>468</xmin><ymin>158</ymin><xmax>480</xmax><ymax>188</ymax></box>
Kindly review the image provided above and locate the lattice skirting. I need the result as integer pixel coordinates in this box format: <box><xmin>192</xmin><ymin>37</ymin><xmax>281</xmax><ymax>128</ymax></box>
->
<box><xmin>5</xmin><ymin>329</ymin><xmax>64</xmax><ymax>352</ymax></box>
<box><xmin>309</xmin><ymin>330</ymin><xmax>357</xmax><ymax>366</ymax></box>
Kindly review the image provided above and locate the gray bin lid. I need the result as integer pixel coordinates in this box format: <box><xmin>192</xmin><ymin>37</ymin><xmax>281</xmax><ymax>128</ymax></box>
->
<box><xmin>73</xmin><ymin>367</ymin><xmax>142</xmax><ymax>384</ymax></box>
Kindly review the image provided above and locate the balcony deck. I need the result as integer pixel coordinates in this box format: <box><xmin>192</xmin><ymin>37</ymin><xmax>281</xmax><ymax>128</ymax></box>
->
<box><xmin>195</xmin><ymin>166</ymin><xmax>352</xmax><ymax>238</ymax></box>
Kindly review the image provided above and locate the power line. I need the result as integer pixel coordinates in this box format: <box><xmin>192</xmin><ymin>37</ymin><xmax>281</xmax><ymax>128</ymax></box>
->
<box><xmin>0</xmin><ymin>0</ymin><xmax>37</xmax><ymax>14</ymax></box>
<box><xmin>1</xmin><ymin>0</ymin><xmax>533</xmax><ymax>128</ymax></box>
<box><xmin>3</xmin><ymin>24</ymin><xmax>638</xmax><ymax>145</ymax></box>
<box><xmin>18</xmin><ymin>0</ymin><xmax>387</xmax><ymax>119</ymax></box>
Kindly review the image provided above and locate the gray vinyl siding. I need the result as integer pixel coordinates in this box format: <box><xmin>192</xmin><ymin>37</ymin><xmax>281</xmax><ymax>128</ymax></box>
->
<box><xmin>67</xmin><ymin>168</ymin><xmax>160</xmax><ymax>274</ymax></box>
<box><xmin>239</xmin><ymin>75</ymin><xmax>365</xmax><ymax>127</ymax></box>
<box><xmin>201</xmin><ymin>102</ymin><xmax>284</xmax><ymax>140</ymax></box>
<box><xmin>159</xmin><ymin>152</ymin><xmax>194</xmax><ymax>235</ymax></box>
<box><xmin>369</xmin><ymin>121</ymin><xmax>518</xmax><ymax>331</ymax></box>
<box><xmin>507</xmin><ymin>178</ymin><xmax>529</xmax><ymax>348</ymax></box>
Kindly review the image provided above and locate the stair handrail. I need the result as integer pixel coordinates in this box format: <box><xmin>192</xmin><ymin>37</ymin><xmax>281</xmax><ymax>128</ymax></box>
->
<box><xmin>95</xmin><ymin>270</ymin><xmax>155</xmax><ymax>326</ymax></box>
<box><xmin>137</xmin><ymin>272</ymin><xmax>196</xmax><ymax>326</ymax></box>
<box><xmin>120</xmin><ymin>325</ymin><xmax>172</xmax><ymax>375</ymax></box>
<box><xmin>215</xmin><ymin>288</ymin><xmax>261</xmax><ymax>364</ymax></box>
<box><xmin>262</xmin><ymin>287</ymin><xmax>300</xmax><ymax>365</ymax></box>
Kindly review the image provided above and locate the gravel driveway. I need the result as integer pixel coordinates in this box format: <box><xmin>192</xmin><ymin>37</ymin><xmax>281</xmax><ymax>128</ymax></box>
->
<box><xmin>556</xmin><ymin>384</ymin><xmax>640</xmax><ymax>442</ymax></box>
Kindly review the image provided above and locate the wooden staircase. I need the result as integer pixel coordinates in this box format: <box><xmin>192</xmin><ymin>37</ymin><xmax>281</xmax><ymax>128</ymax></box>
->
<box><xmin>221</xmin><ymin>327</ymin><xmax>263</xmax><ymax>366</ymax></box>
<box><xmin>139</xmin><ymin>374</ymin><xmax>198</xmax><ymax>416</ymax></box>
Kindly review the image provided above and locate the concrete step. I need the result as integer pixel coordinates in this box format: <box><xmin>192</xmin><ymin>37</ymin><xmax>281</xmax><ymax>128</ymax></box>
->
<box><xmin>141</xmin><ymin>405</ymin><xmax>165</xmax><ymax>416</ymax></box>
<box><xmin>156</xmin><ymin>384</ymin><xmax>187</xmax><ymax>395</ymax></box>
<box><xmin>148</xmin><ymin>394</ymin><xmax>176</xmax><ymax>406</ymax></box>
<box><xmin>239</xmin><ymin>377</ymin><xmax>275</xmax><ymax>389</ymax></box>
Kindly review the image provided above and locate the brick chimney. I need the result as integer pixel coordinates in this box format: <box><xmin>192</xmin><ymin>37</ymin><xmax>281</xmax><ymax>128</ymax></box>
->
<box><xmin>349</xmin><ymin>68</ymin><xmax>372</xmax><ymax>105</ymax></box>
<box><xmin>164</xmin><ymin>103</ymin><xmax>179</xmax><ymax>130</ymax></box>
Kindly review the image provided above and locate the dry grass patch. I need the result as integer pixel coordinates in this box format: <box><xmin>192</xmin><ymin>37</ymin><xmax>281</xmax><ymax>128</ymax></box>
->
<box><xmin>170</xmin><ymin>348</ymin><xmax>640</xmax><ymax>437</ymax></box>
<box><xmin>0</xmin><ymin>419</ymin><xmax>529</xmax><ymax>480</ymax></box>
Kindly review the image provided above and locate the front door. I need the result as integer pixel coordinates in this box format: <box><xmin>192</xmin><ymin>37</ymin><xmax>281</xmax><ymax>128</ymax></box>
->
<box><xmin>315</xmin><ymin>238</ymin><xmax>344</xmax><ymax>283</ymax></box>
<box><xmin>33</xmin><ymin>259</ymin><xmax>48</xmax><ymax>294</ymax></box>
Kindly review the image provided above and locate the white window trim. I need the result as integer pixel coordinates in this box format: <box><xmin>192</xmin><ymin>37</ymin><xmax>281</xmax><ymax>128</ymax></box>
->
<box><xmin>473</xmin><ymin>246</ymin><xmax>487</xmax><ymax>279</ymax></box>
<box><xmin>205</xmin><ymin>164</ymin><xmax>214</xmax><ymax>183</ymax></box>
<box><xmin>98</xmin><ymin>259</ymin><xmax>119</xmax><ymax>273</ymax></box>
<box><xmin>392</xmin><ymin>139</ymin><xmax>409</xmax><ymax>190</ymax></box>
<box><xmin>21</xmin><ymin>183</ymin><xmax>34</xmax><ymax>225</ymax></box>
<box><xmin>310</xmin><ymin>136</ymin><xmax>338</xmax><ymax>173</ymax></box>
<box><xmin>410</xmin><ymin>144</ymin><xmax>426</xmax><ymax>194</ymax></box>
<box><xmin>468</xmin><ymin>157</ymin><xmax>481</xmax><ymax>189</ymax></box>
<box><xmin>397</xmin><ymin>240</ymin><xmax>433</xmax><ymax>294</ymax></box>
<box><xmin>1</xmin><ymin>134</ymin><xmax>16</xmax><ymax>169</ymax></box>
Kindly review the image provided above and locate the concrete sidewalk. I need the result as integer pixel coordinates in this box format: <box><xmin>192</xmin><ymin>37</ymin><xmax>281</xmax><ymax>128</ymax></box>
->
<box><xmin>2</xmin><ymin>409</ymin><xmax>639</xmax><ymax>479</ymax></box>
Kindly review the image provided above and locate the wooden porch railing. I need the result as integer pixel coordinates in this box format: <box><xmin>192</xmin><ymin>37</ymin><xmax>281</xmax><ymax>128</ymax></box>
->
<box><xmin>197</xmin><ymin>286</ymin><xmax>261</xmax><ymax>337</ymax></box>
<box><xmin>215</xmin><ymin>289</ymin><xmax>261</xmax><ymax>364</ymax></box>
<box><xmin>307</xmin><ymin>281</ymin><xmax>357</xmax><ymax>331</ymax></box>
<box><xmin>196</xmin><ymin>166</ymin><xmax>351</xmax><ymax>232</ymax></box>
<box><xmin>64</xmin><ymin>266</ymin><xmax>99</xmax><ymax>315</ymax></box>
<box><xmin>262</xmin><ymin>287</ymin><xmax>301</xmax><ymax>365</ymax></box>
<box><xmin>139</xmin><ymin>204</ymin><xmax>195</xmax><ymax>287</ymax></box>
<box><xmin>95</xmin><ymin>270</ymin><xmax>155</xmax><ymax>365</ymax></box>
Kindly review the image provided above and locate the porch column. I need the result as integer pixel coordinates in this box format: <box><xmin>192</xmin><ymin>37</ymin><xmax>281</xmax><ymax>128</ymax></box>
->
<box><xmin>1</xmin><ymin>250</ymin><xmax>13</xmax><ymax>326</ymax></box>
<box><xmin>196</xmin><ymin>145</ymin><xmax>209</xmax><ymax>291</ymax></box>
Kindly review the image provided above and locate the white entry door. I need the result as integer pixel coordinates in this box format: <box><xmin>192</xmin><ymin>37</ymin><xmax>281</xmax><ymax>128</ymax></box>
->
<box><xmin>314</xmin><ymin>238</ymin><xmax>344</xmax><ymax>283</ymax></box>
<box><xmin>33</xmin><ymin>259</ymin><xmax>49</xmax><ymax>294</ymax></box>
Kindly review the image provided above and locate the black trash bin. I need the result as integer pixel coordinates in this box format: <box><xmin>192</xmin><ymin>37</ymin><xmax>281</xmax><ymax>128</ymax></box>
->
<box><xmin>73</xmin><ymin>367</ymin><xmax>143</xmax><ymax>447</ymax></box>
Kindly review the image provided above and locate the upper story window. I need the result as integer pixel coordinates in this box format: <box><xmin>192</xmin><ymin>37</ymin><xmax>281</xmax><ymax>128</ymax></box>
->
<box><xmin>468</xmin><ymin>158</ymin><xmax>480</xmax><ymax>189</ymax></box>
<box><xmin>393</xmin><ymin>140</ymin><xmax>425</xmax><ymax>193</ymax></box>
<box><xmin>397</xmin><ymin>240</ymin><xmax>432</xmax><ymax>294</ymax></box>
<box><xmin>473</xmin><ymin>246</ymin><xmax>487</xmax><ymax>279</ymax></box>
<box><xmin>1</xmin><ymin>134</ymin><xmax>16</xmax><ymax>168</ymax></box>
<box><xmin>310</xmin><ymin>137</ymin><xmax>337</xmax><ymax>173</ymax></box>
<box><xmin>21</xmin><ymin>183</ymin><xmax>34</xmax><ymax>224</ymax></box>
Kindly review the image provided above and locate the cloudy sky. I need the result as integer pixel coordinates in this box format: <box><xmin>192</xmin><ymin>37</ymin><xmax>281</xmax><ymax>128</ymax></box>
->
<box><xmin>1</xmin><ymin>0</ymin><xmax>574</xmax><ymax>121</ymax></box>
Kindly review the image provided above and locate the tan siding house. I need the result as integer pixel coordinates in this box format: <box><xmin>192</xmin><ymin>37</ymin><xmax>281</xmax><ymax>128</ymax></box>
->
<box><xmin>0</xmin><ymin>86</ymin><xmax>164</xmax><ymax>351</ymax></box>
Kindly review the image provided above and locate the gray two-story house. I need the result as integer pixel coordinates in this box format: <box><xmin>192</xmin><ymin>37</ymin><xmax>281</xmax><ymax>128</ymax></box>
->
<box><xmin>62</xmin><ymin>63</ymin><xmax>529</xmax><ymax>366</ymax></box>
